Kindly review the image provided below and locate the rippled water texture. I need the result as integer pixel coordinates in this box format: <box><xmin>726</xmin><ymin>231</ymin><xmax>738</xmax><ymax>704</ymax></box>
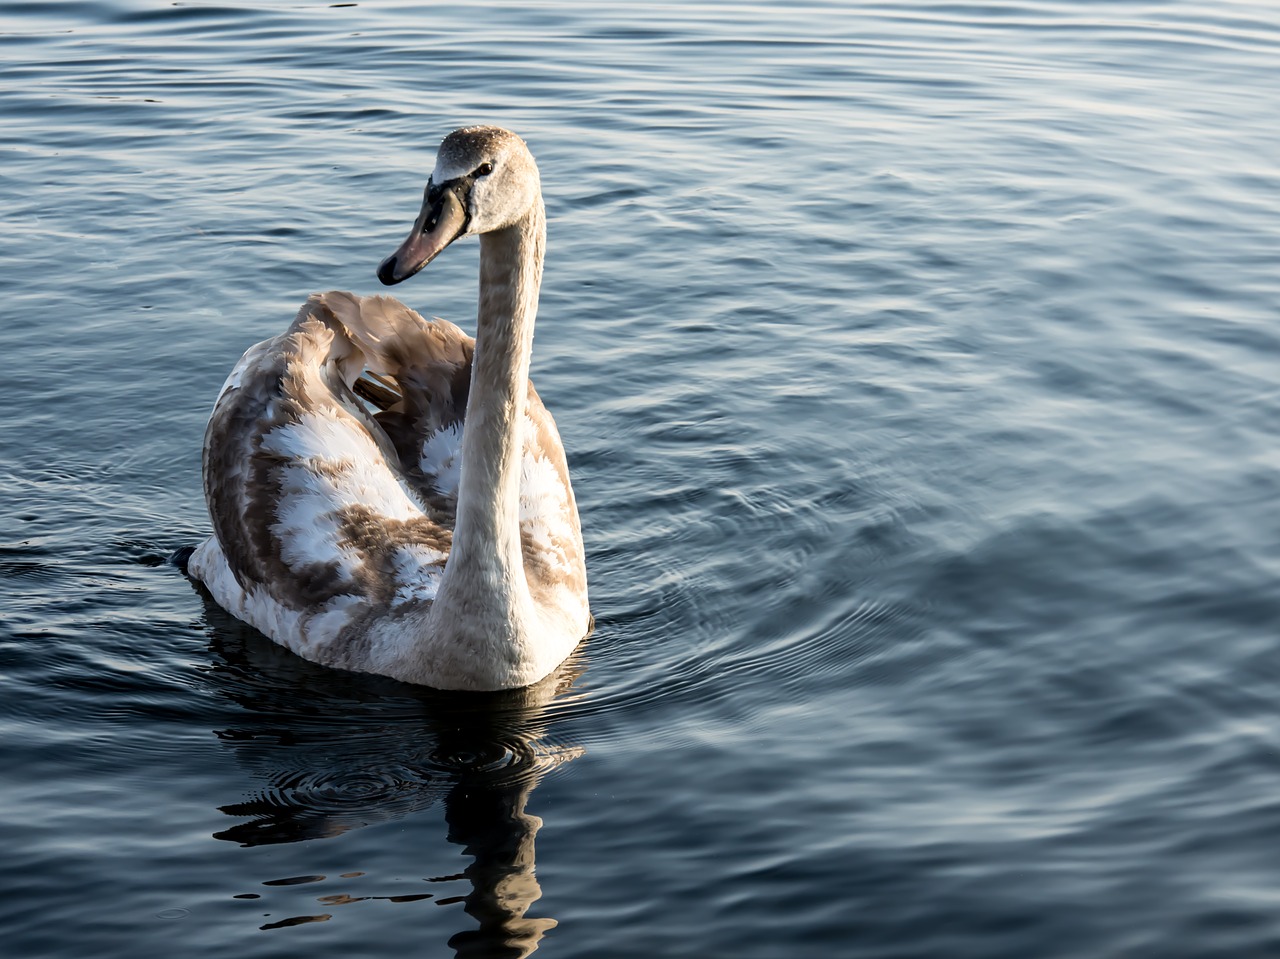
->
<box><xmin>2</xmin><ymin>1</ymin><xmax>1278</xmax><ymax>956</ymax></box>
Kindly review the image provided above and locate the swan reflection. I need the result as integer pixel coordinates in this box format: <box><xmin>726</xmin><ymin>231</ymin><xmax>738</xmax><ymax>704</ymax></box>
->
<box><xmin>201</xmin><ymin>611</ymin><xmax>584</xmax><ymax>958</ymax></box>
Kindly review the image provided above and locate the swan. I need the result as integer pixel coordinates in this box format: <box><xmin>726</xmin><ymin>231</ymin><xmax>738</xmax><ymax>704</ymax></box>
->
<box><xmin>188</xmin><ymin>125</ymin><xmax>590</xmax><ymax>691</ymax></box>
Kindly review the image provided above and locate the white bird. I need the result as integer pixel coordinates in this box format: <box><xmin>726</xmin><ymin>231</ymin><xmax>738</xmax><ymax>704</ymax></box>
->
<box><xmin>188</xmin><ymin>126</ymin><xmax>590</xmax><ymax>691</ymax></box>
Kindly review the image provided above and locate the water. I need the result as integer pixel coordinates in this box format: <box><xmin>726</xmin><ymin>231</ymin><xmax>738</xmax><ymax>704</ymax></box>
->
<box><xmin>2</xmin><ymin>0</ymin><xmax>1278</xmax><ymax>955</ymax></box>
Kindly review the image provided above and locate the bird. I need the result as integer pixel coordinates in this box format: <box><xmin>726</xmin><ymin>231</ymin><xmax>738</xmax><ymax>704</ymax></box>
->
<box><xmin>187</xmin><ymin>125</ymin><xmax>590</xmax><ymax>691</ymax></box>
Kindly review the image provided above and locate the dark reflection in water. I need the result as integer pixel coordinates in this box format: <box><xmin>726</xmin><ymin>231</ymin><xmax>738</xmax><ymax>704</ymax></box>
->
<box><xmin>200</xmin><ymin>598</ymin><xmax>582</xmax><ymax>958</ymax></box>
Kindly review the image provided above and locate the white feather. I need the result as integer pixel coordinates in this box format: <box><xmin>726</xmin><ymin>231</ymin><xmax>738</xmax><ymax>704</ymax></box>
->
<box><xmin>420</xmin><ymin>423</ymin><xmax>464</xmax><ymax>497</ymax></box>
<box><xmin>390</xmin><ymin>545</ymin><xmax>448</xmax><ymax>606</ymax></box>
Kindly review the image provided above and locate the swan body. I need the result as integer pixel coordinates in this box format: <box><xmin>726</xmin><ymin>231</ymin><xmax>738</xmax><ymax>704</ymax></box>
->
<box><xmin>189</xmin><ymin>126</ymin><xmax>590</xmax><ymax>690</ymax></box>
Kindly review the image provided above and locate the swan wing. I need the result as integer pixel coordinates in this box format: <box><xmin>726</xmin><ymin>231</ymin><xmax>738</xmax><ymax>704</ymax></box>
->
<box><xmin>189</xmin><ymin>296</ymin><xmax>451</xmax><ymax>667</ymax></box>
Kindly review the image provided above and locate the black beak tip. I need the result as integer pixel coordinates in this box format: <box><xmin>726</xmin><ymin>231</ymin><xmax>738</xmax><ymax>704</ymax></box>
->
<box><xmin>376</xmin><ymin>255</ymin><xmax>401</xmax><ymax>286</ymax></box>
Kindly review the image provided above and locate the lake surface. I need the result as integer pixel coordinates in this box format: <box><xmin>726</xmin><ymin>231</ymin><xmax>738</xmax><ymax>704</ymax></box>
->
<box><xmin>2</xmin><ymin>1</ymin><xmax>1278</xmax><ymax>955</ymax></box>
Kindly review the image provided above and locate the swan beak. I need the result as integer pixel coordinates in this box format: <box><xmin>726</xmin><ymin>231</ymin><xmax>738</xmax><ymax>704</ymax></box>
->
<box><xmin>377</xmin><ymin>189</ymin><xmax>467</xmax><ymax>286</ymax></box>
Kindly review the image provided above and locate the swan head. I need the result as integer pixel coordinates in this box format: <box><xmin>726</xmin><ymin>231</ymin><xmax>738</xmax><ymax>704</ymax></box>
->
<box><xmin>377</xmin><ymin>125</ymin><xmax>540</xmax><ymax>286</ymax></box>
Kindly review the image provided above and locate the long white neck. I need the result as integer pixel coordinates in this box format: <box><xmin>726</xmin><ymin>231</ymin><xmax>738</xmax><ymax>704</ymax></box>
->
<box><xmin>417</xmin><ymin>198</ymin><xmax>546</xmax><ymax>686</ymax></box>
<box><xmin>452</xmin><ymin>199</ymin><xmax>544</xmax><ymax>580</ymax></box>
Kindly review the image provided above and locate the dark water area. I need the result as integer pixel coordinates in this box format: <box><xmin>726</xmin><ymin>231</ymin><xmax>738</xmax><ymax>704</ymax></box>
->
<box><xmin>2</xmin><ymin>1</ymin><xmax>1278</xmax><ymax>956</ymax></box>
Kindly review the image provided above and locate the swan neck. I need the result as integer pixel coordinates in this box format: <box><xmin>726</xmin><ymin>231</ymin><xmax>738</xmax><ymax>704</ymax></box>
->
<box><xmin>438</xmin><ymin>199</ymin><xmax>545</xmax><ymax>622</ymax></box>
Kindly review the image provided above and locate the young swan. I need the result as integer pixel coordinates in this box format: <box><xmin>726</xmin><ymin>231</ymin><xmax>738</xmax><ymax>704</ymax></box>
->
<box><xmin>189</xmin><ymin>126</ymin><xmax>590</xmax><ymax>690</ymax></box>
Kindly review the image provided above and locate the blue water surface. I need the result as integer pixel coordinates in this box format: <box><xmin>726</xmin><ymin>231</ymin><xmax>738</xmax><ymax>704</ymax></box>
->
<box><xmin>2</xmin><ymin>1</ymin><xmax>1278</xmax><ymax>956</ymax></box>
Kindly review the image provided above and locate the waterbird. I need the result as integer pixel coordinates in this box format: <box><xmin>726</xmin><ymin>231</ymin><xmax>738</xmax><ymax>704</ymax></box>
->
<box><xmin>188</xmin><ymin>126</ymin><xmax>590</xmax><ymax>690</ymax></box>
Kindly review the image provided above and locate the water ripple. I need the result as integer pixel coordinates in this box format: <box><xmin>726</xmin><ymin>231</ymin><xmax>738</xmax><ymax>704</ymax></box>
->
<box><xmin>2</xmin><ymin>0</ymin><xmax>1279</xmax><ymax>956</ymax></box>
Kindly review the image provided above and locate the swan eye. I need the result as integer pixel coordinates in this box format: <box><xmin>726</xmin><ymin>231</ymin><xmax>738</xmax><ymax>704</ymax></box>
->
<box><xmin>474</xmin><ymin>162</ymin><xmax>494</xmax><ymax>177</ymax></box>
